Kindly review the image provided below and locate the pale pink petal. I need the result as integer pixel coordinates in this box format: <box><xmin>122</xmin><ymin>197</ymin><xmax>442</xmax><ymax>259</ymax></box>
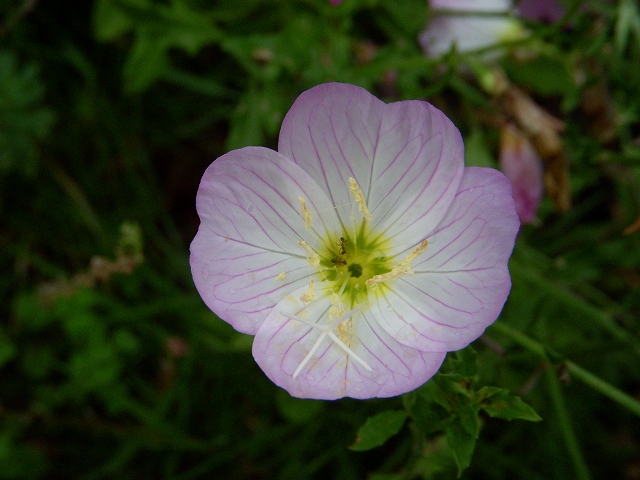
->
<box><xmin>371</xmin><ymin>167</ymin><xmax>519</xmax><ymax>352</ymax></box>
<box><xmin>278</xmin><ymin>82</ymin><xmax>464</xmax><ymax>254</ymax></box>
<box><xmin>190</xmin><ymin>147</ymin><xmax>341</xmax><ymax>334</ymax></box>
<box><xmin>419</xmin><ymin>15</ymin><xmax>523</xmax><ymax>57</ymax></box>
<box><xmin>430</xmin><ymin>0</ymin><xmax>512</xmax><ymax>12</ymax></box>
<box><xmin>252</xmin><ymin>284</ymin><xmax>446</xmax><ymax>399</ymax></box>
<box><xmin>499</xmin><ymin>125</ymin><xmax>543</xmax><ymax>224</ymax></box>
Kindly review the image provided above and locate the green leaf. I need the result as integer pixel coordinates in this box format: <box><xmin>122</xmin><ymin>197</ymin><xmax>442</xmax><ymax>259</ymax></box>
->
<box><xmin>0</xmin><ymin>428</ymin><xmax>49</xmax><ymax>478</ymax></box>
<box><xmin>226</xmin><ymin>85</ymin><xmax>264</xmax><ymax>150</ymax></box>
<box><xmin>378</xmin><ymin>0</ymin><xmax>428</xmax><ymax>37</ymax></box>
<box><xmin>93</xmin><ymin>0</ymin><xmax>145</xmax><ymax>41</ymax></box>
<box><xmin>404</xmin><ymin>390</ymin><xmax>450</xmax><ymax>436</ymax></box>
<box><xmin>456</xmin><ymin>403</ymin><xmax>480</xmax><ymax>439</ymax></box>
<box><xmin>445</xmin><ymin>419</ymin><xmax>476</xmax><ymax>476</ymax></box>
<box><xmin>444</xmin><ymin>346</ymin><xmax>478</xmax><ymax>377</ymax></box>
<box><xmin>94</xmin><ymin>0</ymin><xmax>222</xmax><ymax>92</ymax></box>
<box><xmin>349</xmin><ymin>410</ymin><xmax>407</xmax><ymax>451</ymax></box>
<box><xmin>615</xmin><ymin>0</ymin><xmax>640</xmax><ymax>54</ymax></box>
<box><xmin>0</xmin><ymin>339</ymin><xmax>16</xmax><ymax>369</ymax></box>
<box><xmin>0</xmin><ymin>50</ymin><xmax>54</xmax><ymax>176</ymax></box>
<box><xmin>275</xmin><ymin>391</ymin><xmax>324</xmax><ymax>424</ymax></box>
<box><xmin>21</xmin><ymin>345</ymin><xmax>55</xmax><ymax>379</ymax></box>
<box><xmin>477</xmin><ymin>386</ymin><xmax>542</xmax><ymax>422</ymax></box>
<box><xmin>501</xmin><ymin>54</ymin><xmax>574</xmax><ymax>96</ymax></box>
<box><xmin>464</xmin><ymin>130</ymin><xmax>496</xmax><ymax>168</ymax></box>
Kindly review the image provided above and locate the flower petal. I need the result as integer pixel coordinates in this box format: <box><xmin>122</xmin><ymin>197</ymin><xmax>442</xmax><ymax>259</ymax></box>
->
<box><xmin>278</xmin><ymin>83</ymin><xmax>465</xmax><ymax>253</ymax></box>
<box><xmin>371</xmin><ymin>167</ymin><xmax>519</xmax><ymax>352</ymax></box>
<box><xmin>419</xmin><ymin>15</ymin><xmax>523</xmax><ymax>57</ymax></box>
<box><xmin>190</xmin><ymin>147</ymin><xmax>341</xmax><ymax>334</ymax></box>
<box><xmin>252</xmin><ymin>284</ymin><xmax>445</xmax><ymax>399</ymax></box>
<box><xmin>430</xmin><ymin>0</ymin><xmax>512</xmax><ymax>12</ymax></box>
<box><xmin>499</xmin><ymin>124</ymin><xmax>543</xmax><ymax>224</ymax></box>
<box><xmin>517</xmin><ymin>0</ymin><xmax>564</xmax><ymax>23</ymax></box>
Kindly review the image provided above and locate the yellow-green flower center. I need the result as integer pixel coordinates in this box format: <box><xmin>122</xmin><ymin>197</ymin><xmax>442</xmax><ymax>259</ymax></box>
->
<box><xmin>317</xmin><ymin>221</ymin><xmax>394</xmax><ymax>307</ymax></box>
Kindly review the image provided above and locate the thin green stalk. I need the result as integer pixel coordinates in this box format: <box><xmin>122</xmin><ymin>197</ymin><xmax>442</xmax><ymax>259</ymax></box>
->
<box><xmin>161</xmin><ymin>69</ymin><xmax>237</xmax><ymax>99</ymax></box>
<box><xmin>48</xmin><ymin>161</ymin><xmax>106</xmax><ymax>245</ymax></box>
<box><xmin>565</xmin><ymin>361</ymin><xmax>640</xmax><ymax>418</ymax></box>
<box><xmin>509</xmin><ymin>261</ymin><xmax>640</xmax><ymax>358</ymax></box>
<box><xmin>544</xmin><ymin>367</ymin><xmax>592</xmax><ymax>480</ymax></box>
<box><xmin>489</xmin><ymin>322</ymin><xmax>640</xmax><ymax>419</ymax></box>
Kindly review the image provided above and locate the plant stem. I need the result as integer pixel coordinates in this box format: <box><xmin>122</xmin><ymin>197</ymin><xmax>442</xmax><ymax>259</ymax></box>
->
<box><xmin>544</xmin><ymin>367</ymin><xmax>592</xmax><ymax>480</ymax></box>
<box><xmin>565</xmin><ymin>360</ymin><xmax>640</xmax><ymax>418</ymax></box>
<box><xmin>489</xmin><ymin>322</ymin><xmax>640</xmax><ymax>418</ymax></box>
<box><xmin>509</xmin><ymin>261</ymin><xmax>640</xmax><ymax>358</ymax></box>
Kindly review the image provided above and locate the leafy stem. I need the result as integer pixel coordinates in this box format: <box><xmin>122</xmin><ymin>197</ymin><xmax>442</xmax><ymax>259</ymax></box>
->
<box><xmin>489</xmin><ymin>321</ymin><xmax>640</xmax><ymax>418</ymax></box>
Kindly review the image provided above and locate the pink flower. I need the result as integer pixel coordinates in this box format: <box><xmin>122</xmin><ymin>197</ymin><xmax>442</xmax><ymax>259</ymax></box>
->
<box><xmin>190</xmin><ymin>83</ymin><xmax>519</xmax><ymax>399</ymax></box>
<box><xmin>420</xmin><ymin>0</ymin><xmax>525</xmax><ymax>58</ymax></box>
<box><xmin>517</xmin><ymin>0</ymin><xmax>565</xmax><ymax>23</ymax></box>
<box><xmin>499</xmin><ymin>124</ymin><xmax>543</xmax><ymax>224</ymax></box>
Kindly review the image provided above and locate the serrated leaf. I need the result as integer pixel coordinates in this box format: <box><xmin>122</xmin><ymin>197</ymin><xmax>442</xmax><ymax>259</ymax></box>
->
<box><xmin>446</xmin><ymin>419</ymin><xmax>476</xmax><ymax>476</ymax></box>
<box><xmin>457</xmin><ymin>403</ymin><xmax>480</xmax><ymax>439</ymax></box>
<box><xmin>406</xmin><ymin>391</ymin><xmax>451</xmax><ymax>436</ymax></box>
<box><xmin>477</xmin><ymin>387</ymin><xmax>542</xmax><ymax>422</ymax></box>
<box><xmin>349</xmin><ymin>410</ymin><xmax>407</xmax><ymax>451</ymax></box>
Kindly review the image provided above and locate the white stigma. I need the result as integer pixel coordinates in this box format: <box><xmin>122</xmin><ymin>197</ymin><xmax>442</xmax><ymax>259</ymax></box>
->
<box><xmin>282</xmin><ymin>306</ymin><xmax>372</xmax><ymax>379</ymax></box>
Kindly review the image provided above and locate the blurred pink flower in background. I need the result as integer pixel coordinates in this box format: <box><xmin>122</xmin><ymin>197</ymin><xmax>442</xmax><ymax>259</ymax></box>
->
<box><xmin>499</xmin><ymin>124</ymin><xmax>544</xmax><ymax>224</ymax></box>
<box><xmin>517</xmin><ymin>0</ymin><xmax>565</xmax><ymax>23</ymax></box>
<box><xmin>420</xmin><ymin>0</ymin><xmax>525</xmax><ymax>58</ymax></box>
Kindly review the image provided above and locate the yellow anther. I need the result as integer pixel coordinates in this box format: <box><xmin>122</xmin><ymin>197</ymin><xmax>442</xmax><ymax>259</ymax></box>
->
<box><xmin>300</xmin><ymin>280</ymin><xmax>315</xmax><ymax>303</ymax></box>
<box><xmin>348</xmin><ymin>177</ymin><xmax>372</xmax><ymax>222</ymax></box>
<box><xmin>337</xmin><ymin>318</ymin><xmax>354</xmax><ymax>346</ymax></box>
<box><xmin>398</xmin><ymin>240</ymin><xmax>429</xmax><ymax>268</ymax></box>
<box><xmin>299</xmin><ymin>196</ymin><xmax>313</xmax><ymax>229</ymax></box>
<box><xmin>298</xmin><ymin>241</ymin><xmax>320</xmax><ymax>266</ymax></box>
<box><xmin>365</xmin><ymin>268</ymin><xmax>407</xmax><ymax>286</ymax></box>
<box><xmin>365</xmin><ymin>240</ymin><xmax>428</xmax><ymax>286</ymax></box>
<box><xmin>276</xmin><ymin>272</ymin><xmax>286</xmax><ymax>281</ymax></box>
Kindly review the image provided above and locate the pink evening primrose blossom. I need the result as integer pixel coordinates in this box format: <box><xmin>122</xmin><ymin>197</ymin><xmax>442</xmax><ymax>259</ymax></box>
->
<box><xmin>420</xmin><ymin>0</ymin><xmax>526</xmax><ymax>58</ymax></box>
<box><xmin>190</xmin><ymin>83</ymin><xmax>519</xmax><ymax>400</ymax></box>
<box><xmin>499</xmin><ymin>124</ymin><xmax>543</xmax><ymax>224</ymax></box>
<box><xmin>517</xmin><ymin>0</ymin><xmax>565</xmax><ymax>24</ymax></box>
